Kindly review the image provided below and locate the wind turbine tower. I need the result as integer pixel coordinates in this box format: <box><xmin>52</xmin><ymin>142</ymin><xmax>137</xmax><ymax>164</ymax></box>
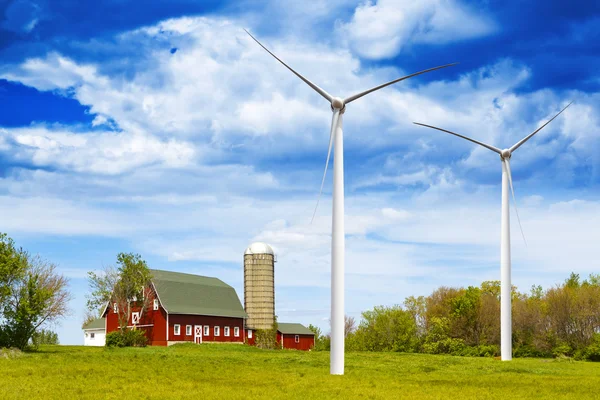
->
<box><xmin>414</xmin><ymin>102</ymin><xmax>571</xmax><ymax>360</ymax></box>
<box><xmin>245</xmin><ymin>29</ymin><xmax>456</xmax><ymax>374</ymax></box>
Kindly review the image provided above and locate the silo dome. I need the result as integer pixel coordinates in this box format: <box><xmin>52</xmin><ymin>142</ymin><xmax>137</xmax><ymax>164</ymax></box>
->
<box><xmin>244</xmin><ymin>242</ymin><xmax>274</xmax><ymax>255</ymax></box>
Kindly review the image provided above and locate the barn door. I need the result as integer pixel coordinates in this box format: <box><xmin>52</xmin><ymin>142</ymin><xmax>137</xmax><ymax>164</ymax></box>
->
<box><xmin>194</xmin><ymin>325</ymin><xmax>203</xmax><ymax>344</ymax></box>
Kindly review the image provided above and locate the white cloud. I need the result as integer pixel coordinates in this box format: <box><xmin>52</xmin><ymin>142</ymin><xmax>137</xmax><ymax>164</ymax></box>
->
<box><xmin>3</xmin><ymin>126</ymin><xmax>195</xmax><ymax>175</ymax></box>
<box><xmin>339</xmin><ymin>0</ymin><xmax>497</xmax><ymax>59</ymax></box>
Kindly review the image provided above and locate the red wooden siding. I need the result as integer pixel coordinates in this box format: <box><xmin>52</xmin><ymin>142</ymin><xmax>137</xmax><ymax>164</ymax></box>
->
<box><xmin>104</xmin><ymin>286</ymin><xmax>169</xmax><ymax>346</ymax></box>
<box><xmin>280</xmin><ymin>333</ymin><xmax>314</xmax><ymax>350</ymax></box>
<box><xmin>168</xmin><ymin>314</ymin><xmax>244</xmax><ymax>343</ymax></box>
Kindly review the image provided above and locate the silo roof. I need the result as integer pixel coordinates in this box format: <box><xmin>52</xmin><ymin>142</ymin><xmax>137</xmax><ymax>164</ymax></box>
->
<box><xmin>244</xmin><ymin>242</ymin><xmax>275</xmax><ymax>255</ymax></box>
<box><xmin>150</xmin><ymin>269</ymin><xmax>248</xmax><ymax>319</ymax></box>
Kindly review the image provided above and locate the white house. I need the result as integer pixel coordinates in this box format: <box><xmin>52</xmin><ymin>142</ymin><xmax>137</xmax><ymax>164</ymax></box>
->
<box><xmin>83</xmin><ymin>318</ymin><xmax>106</xmax><ymax>346</ymax></box>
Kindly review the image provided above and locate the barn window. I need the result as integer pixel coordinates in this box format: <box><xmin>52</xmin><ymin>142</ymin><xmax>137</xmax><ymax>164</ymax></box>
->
<box><xmin>113</xmin><ymin>303</ymin><xmax>118</xmax><ymax>313</ymax></box>
<box><xmin>214</xmin><ymin>326</ymin><xmax>220</xmax><ymax>337</ymax></box>
<box><xmin>234</xmin><ymin>327</ymin><xmax>240</xmax><ymax>337</ymax></box>
<box><xmin>153</xmin><ymin>299</ymin><xmax>159</xmax><ymax>311</ymax></box>
<box><xmin>174</xmin><ymin>324</ymin><xmax>181</xmax><ymax>336</ymax></box>
<box><xmin>248</xmin><ymin>329</ymin><xmax>252</xmax><ymax>339</ymax></box>
<box><xmin>295</xmin><ymin>335</ymin><xmax>299</xmax><ymax>343</ymax></box>
<box><xmin>90</xmin><ymin>333</ymin><xmax>95</xmax><ymax>339</ymax></box>
<box><xmin>203</xmin><ymin>326</ymin><xmax>209</xmax><ymax>336</ymax></box>
<box><xmin>186</xmin><ymin>325</ymin><xmax>192</xmax><ymax>336</ymax></box>
<box><xmin>132</xmin><ymin>312</ymin><xmax>140</xmax><ymax>325</ymax></box>
<box><xmin>224</xmin><ymin>327</ymin><xmax>230</xmax><ymax>337</ymax></box>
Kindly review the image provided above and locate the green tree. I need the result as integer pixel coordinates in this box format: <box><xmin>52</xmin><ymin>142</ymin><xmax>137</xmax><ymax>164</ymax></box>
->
<box><xmin>0</xmin><ymin>234</ymin><xmax>70</xmax><ymax>350</ymax></box>
<box><xmin>308</xmin><ymin>324</ymin><xmax>330</xmax><ymax>351</ymax></box>
<box><xmin>357</xmin><ymin>305</ymin><xmax>418</xmax><ymax>352</ymax></box>
<box><xmin>87</xmin><ymin>253</ymin><xmax>153</xmax><ymax>334</ymax></box>
<box><xmin>0</xmin><ymin>233</ymin><xmax>27</xmax><ymax>306</ymax></box>
<box><xmin>31</xmin><ymin>329</ymin><xmax>59</xmax><ymax>346</ymax></box>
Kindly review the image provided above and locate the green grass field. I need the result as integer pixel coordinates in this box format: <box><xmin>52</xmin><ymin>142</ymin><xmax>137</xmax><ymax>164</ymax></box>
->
<box><xmin>2</xmin><ymin>344</ymin><xmax>600</xmax><ymax>399</ymax></box>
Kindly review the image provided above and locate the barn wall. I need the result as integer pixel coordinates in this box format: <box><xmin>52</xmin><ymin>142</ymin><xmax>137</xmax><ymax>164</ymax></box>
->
<box><xmin>168</xmin><ymin>315</ymin><xmax>244</xmax><ymax>343</ymax></box>
<box><xmin>104</xmin><ymin>286</ymin><xmax>168</xmax><ymax>346</ymax></box>
<box><xmin>281</xmin><ymin>334</ymin><xmax>314</xmax><ymax>351</ymax></box>
<box><xmin>246</xmin><ymin>329</ymin><xmax>256</xmax><ymax>345</ymax></box>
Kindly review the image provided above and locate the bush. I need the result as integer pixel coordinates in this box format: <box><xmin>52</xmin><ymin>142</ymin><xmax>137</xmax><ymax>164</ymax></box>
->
<box><xmin>106</xmin><ymin>329</ymin><xmax>147</xmax><ymax>347</ymax></box>
<box><xmin>514</xmin><ymin>344</ymin><xmax>551</xmax><ymax>358</ymax></box>
<box><xmin>0</xmin><ymin>347</ymin><xmax>24</xmax><ymax>359</ymax></box>
<box><xmin>552</xmin><ymin>343</ymin><xmax>573</xmax><ymax>358</ymax></box>
<box><xmin>578</xmin><ymin>334</ymin><xmax>600</xmax><ymax>362</ymax></box>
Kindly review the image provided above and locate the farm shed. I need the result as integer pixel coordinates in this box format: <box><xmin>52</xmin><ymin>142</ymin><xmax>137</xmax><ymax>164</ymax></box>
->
<box><xmin>82</xmin><ymin>318</ymin><xmax>106</xmax><ymax>346</ymax></box>
<box><xmin>277</xmin><ymin>323</ymin><xmax>315</xmax><ymax>350</ymax></box>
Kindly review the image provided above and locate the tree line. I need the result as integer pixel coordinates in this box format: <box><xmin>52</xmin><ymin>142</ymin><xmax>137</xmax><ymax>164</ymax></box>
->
<box><xmin>310</xmin><ymin>273</ymin><xmax>600</xmax><ymax>361</ymax></box>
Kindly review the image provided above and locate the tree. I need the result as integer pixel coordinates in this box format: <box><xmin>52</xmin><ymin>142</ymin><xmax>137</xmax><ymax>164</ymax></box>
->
<box><xmin>31</xmin><ymin>329</ymin><xmax>59</xmax><ymax>346</ymax></box>
<box><xmin>0</xmin><ymin>233</ymin><xmax>27</xmax><ymax>306</ymax></box>
<box><xmin>87</xmin><ymin>253</ymin><xmax>153</xmax><ymax>333</ymax></box>
<box><xmin>0</xmin><ymin>234</ymin><xmax>70</xmax><ymax>350</ymax></box>
<box><xmin>404</xmin><ymin>295</ymin><xmax>426</xmax><ymax>337</ymax></box>
<box><xmin>345</xmin><ymin>315</ymin><xmax>356</xmax><ymax>337</ymax></box>
<box><xmin>357</xmin><ymin>305</ymin><xmax>418</xmax><ymax>352</ymax></box>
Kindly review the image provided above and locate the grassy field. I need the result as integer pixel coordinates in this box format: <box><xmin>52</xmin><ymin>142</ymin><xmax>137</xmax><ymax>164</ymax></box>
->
<box><xmin>2</xmin><ymin>344</ymin><xmax>600</xmax><ymax>399</ymax></box>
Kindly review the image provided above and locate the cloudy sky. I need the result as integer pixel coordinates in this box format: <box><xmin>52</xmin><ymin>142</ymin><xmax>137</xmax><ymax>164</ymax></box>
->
<box><xmin>0</xmin><ymin>0</ymin><xmax>598</xmax><ymax>345</ymax></box>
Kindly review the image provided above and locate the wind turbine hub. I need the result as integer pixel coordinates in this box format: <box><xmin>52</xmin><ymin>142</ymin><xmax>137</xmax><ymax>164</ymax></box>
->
<box><xmin>331</xmin><ymin>97</ymin><xmax>345</xmax><ymax>110</ymax></box>
<box><xmin>501</xmin><ymin>149</ymin><xmax>511</xmax><ymax>160</ymax></box>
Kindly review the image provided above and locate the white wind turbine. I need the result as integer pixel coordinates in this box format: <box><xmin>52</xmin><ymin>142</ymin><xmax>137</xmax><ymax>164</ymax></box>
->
<box><xmin>414</xmin><ymin>102</ymin><xmax>572</xmax><ymax>360</ymax></box>
<box><xmin>244</xmin><ymin>29</ymin><xmax>456</xmax><ymax>374</ymax></box>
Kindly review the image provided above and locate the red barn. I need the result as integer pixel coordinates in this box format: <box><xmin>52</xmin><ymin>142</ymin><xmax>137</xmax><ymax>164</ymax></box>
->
<box><xmin>277</xmin><ymin>323</ymin><xmax>315</xmax><ymax>350</ymax></box>
<box><xmin>245</xmin><ymin>322</ymin><xmax>315</xmax><ymax>350</ymax></box>
<box><xmin>103</xmin><ymin>269</ymin><xmax>247</xmax><ymax>346</ymax></box>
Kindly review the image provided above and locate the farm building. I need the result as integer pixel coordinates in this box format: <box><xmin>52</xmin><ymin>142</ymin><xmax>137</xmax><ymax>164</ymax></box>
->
<box><xmin>245</xmin><ymin>322</ymin><xmax>315</xmax><ymax>350</ymax></box>
<box><xmin>82</xmin><ymin>318</ymin><xmax>106</xmax><ymax>346</ymax></box>
<box><xmin>277</xmin><ymin>323</ymin><xmax>315</xmax><ymax>350</ymax></box>
<box><xmin>102</xmin><ymin>269</ymin><xmax>247</xmax><ymax>346</ymax></box>
<box><xmin>84</xmin><ymin>242</ymin><xmax>315</xmax><ymax>349</ymax></box>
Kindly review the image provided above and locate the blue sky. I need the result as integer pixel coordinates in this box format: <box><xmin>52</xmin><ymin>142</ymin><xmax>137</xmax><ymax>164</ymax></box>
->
<box><xmin>0</xmin><ymin>0</ymin><xmax>598</xmax><ymax>345</ymax></box>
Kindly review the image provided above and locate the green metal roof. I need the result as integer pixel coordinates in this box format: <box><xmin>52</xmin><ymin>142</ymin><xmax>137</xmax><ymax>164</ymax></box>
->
<box><xmin>82</xmin><ymin>318</ymin><xmax>105</xmax><ymax>330</ymax></box>
<box><xmin>150</xmin><ymin>269</ymin><xmax>248</xmax><ymax>319</ymax></box>
<box><xmin>277</xmin><ymin>323</ymin><xmax>315</xmax><ymax>335</ymax></box>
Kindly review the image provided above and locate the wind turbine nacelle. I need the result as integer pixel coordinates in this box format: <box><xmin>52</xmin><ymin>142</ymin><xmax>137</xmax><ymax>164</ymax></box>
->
<box><xmin>331</xmin><ymin>97</ymin><xmax>344</xmax><ymax>110</ymax></box>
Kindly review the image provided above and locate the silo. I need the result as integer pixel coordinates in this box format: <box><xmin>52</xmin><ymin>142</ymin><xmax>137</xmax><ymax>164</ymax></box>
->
<box><xmin>244</xmin><ymin>242</ymin><xmax>276</xmax><ymax>330</ymax></box>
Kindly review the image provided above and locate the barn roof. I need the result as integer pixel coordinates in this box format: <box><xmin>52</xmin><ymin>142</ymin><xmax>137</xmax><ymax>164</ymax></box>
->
<box><xmin>82</xmin><ymin>318</ymin><xmax>105</xmax><ymax>330</ymax></box>
<box><xmin>151</xmin><ymin>269</ymin><xmax>248</xmax><ymax>319</ymax></box>
<box><xmin>277</xmin><ymin>323</ymin><xmax>315</xmax><ymax>335</ymax></box>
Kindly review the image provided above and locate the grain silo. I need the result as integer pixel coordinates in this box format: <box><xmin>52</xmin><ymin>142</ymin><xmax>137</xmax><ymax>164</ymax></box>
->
<box><xmin>244</xmin><ymin>242</ymin><xmax>276</xmax><ymax>330</ymax></box>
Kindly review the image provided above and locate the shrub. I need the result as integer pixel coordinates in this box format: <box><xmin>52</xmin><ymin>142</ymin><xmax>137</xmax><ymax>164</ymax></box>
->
<box><xmin>579</xmin><ymin>334</ymin><xmax>600</xmax><ymax>362</ymax></box>
<box><xmin>552</xmin><ymin>343</ymin><xmax>573</xmax><ymax>358</ymax></box>
<box><xmin>105</xmin><ymin>331</ymin><xmax>125</xmax><ymax>347</ymax></box>
<box><xmin>0</xmin><ymin>347</ymin><xmax>24</xmax><ymax>359</ymax></box>
<box><xmin>514</xmin><ymin>344</ymin><xmax>551</xmax><ymax>358</ymax></box>
<box><xmin>105</xmin><ymin>329</ymin><xmax>147</xmax><ymax>347</ymax></box>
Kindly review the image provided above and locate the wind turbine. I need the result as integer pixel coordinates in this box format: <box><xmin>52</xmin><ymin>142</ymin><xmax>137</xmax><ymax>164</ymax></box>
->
<box><xmin>414</xmin><ymin>102</ymin><xmax>572</xmax><ymax>360</ymax></box>
<box><xmin>244</xmin><ymin>29</ymin><xmax>456</xmax><ymax>374</ymax></box>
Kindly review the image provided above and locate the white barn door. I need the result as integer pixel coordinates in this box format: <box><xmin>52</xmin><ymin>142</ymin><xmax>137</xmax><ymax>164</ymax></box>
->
<box><xmin>194</xmin><ymin>325</ymin><xmax>203</xmax><ymax>344</ymax></box>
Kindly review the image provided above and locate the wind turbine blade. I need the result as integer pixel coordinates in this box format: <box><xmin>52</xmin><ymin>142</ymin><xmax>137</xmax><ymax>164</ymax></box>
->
<box><xmin>311</xmin><ymin>109</ymin><xmax>340</xmax><ymax>224</ymax></box>
<box><xmin>343</xmin><ymin>63</ymin><xmax>458</xmax><ymax>104</ymax></box>
<box><xmin>244</xmin><ymin>29</ymin><xmax>333</xmax><ymax>103</ymax></box>
<box><xmin>413</xmin><ymin>122</ymin><xmax>502</xmax><ymax>154</ymax></box>
<box><xmin>509</xmin><ymin>101</ymin><xmax>573</xmax><ymax>153</ymax></box>
<box><xmin>504</xmin><ymin>158</ymin><xmax>527</xmax><ymax>247</ymax></box>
